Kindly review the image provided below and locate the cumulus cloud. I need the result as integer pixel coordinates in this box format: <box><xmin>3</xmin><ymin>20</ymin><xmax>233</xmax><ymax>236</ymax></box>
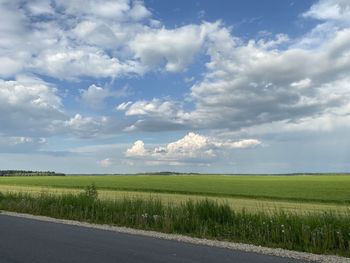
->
<box><xmin>117</xmin><ymin>99</ymin><xmax>185</xmax><ymax>117</ymax></box>
<box><xmin>303</xmin><ymin>0</ymin><xmax>350</xmax><ymax>23</ymax></box>
<box><xmin>125</xmin><ymin>132</ymin><xmax>261</xmax><ymax>164</ymax></box>
<box><xmin>0</xmin><ymin>76</ymin><xmax>118</xmax><ymax>139</ymax></box>
<box><xmin>0</xmin><ymin>77</ymin><xmax>64</xmax><ymax>136</ymax></box>
<box><xmin>57</xmin><ymin>0</ymin><xmax>151</xmax><ymax>21</ymax></box>
<box><xmin>119</xmin><ymin>12</ymin><xmax>350</xmax><ymax>134</ymax></box>
<box><xmin>126</xmin><ymin>140</ymin><xmax>146</xmax><ymax>157</ymax></box>
<box><xmin>0</xmin><ymin>136</ymin><xmax>47</xmax><ymax>153</ymax></box>
<box><xmin>2</xmin><ymin>0</ymin><xmax>350</xmax><ymax>172</ymax></box>
<box><xmin>117</xmin><ymin>99</ymin><xmax>190</xmax><ymax>131</ymax></box>
<box><xmin>130</xmin><ymin>24</ymin><xmax>207</xmax><ymax>72</ymax></box>
<box><xmin>81</xmin><ymin>84</ymin><xmax>127</xmax><ymax>108</ymax></box>
<box><xmin>0</xmin><ymin>0</ymin><xmax>211</xmax><ymax>79</ymax></box>
<box><xmin>53</xmin><ymin>114</ymin><xmax>112</xmax><ymax>138</ymax></box>
<box><xmin>0</xmin><ymin>0</ymin><xmax>149</xmax><ymax>79</ymax></box>
<box><xmin>191</xmin><ymin>25</ymin><xmax>350</xmax><ymax>129</ymax></box>
<box><xmin>32</xmin><ymin>47</ymin><xmax>142</xmax><ymax>80</ymax></box>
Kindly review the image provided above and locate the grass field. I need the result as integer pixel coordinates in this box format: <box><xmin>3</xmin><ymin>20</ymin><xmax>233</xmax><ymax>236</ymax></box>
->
<box><xmin>0</xmin><ymin>184</ymin><xmax>349</xmax><ymax>215</ymax></box>
<box><xmin>0</xmin><ymin>174</ymin><xmax>350</xmax><ymax>203</ymax></box>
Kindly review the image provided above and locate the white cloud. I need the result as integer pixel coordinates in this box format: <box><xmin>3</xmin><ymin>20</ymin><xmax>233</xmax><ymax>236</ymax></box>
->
<box><xmin>130</xmin><ymin>24</ymin><xmax>208</xmax><ymax>72</ymax></box>
<box><xmin>99</xmin><ymin>158</ymin><xmax>113</xmax><ymax>167</ymax></box>
<box><xmin>125</xmin><ymin>132</ymin><xmax>261</xmax><ymax>163</ymax></box>
<box><xmin>290</xmin><ymin>78</ymin><xmax>312</xmax><ymax>89</ymax></box>
<box><xmin>25</xmin><ymin>0</ymin><xmax>54</xmax><ymax>15</ymax></box>
<box><xmin>0</xmin><ymin>0</ymin><xmax>151</xmax><ymax>79</ymax></box>
<box><xmin>0</xmin><ymin>136</ymin><xmax>47</xmax><ymax>153</ymax></box>
<box><xmin>214</xmin><ymin>139</ymin><xmax>262</xmax><ymax>149</ymax></box>
<box><xmin>0</xmin><ymin>2</ymin><xmax>221</xmax><ymax>80</ymax></box>
<box><xmin>56</xmin><ymin>114</ymin><xmax>111</xmax><ymax>138</ymax></box>
<box><xmin>81</xmin><ymin>84</ymin><xmax>127</xmax><ymax>108</ymax></box>
<box><xmin>56</xmin><ymin>0</ymin><xmax>149</xmax><ymax>21</ymax></box>
<box><xmin>116</xmin><ymin>101</ymin><xmax>133</xmax><ymax>111</ymax></box>
<box><xmin>32</xmin><ymin>46</ymin><xmax>141</xmax><ymax>80</ymax></box>
<box><xmin>161</xmin><ymin>132</ymin><xmax>214</xmax><ymax>159</ymax></box>
<box><xmin>72</xmin><ymin>21</ymin><xmax>119</xmax><ymax>49</ymax></box>
<box><xmin>119</xmin><ymin>99</ymin><xmax>179</xmax><ymax>116</ymax></box>
<box><xmin>117</xmin><ymin>98</ymin><xmax>190</xmax><ymax>131</ymax></box>
<box><xmin>129</xmin><ymin>0</ymin><xmax>152</xmax><ymax>21</ymax></box>
<box><xmin>303</xmin><ymin>0</ymin><xmax>350</xmax><ymax>23</ymax></box>
<box><xmin>0</xmin><ymin>0</ymin><xmax>217</xmax><ymax>80</ymax></box>
<box><xmin>0</xmin><ymin>75</ymin><xmax>122</xmax><ymax>139</ymax></box>
<box><xmin>1</xmin><ymin>0</ymin><xmax>350</xmax><ymax>173</ymax></box>
<box><xmin>191</xmin><ymin>24</ymin><xmax>350</xmax><ymax>129</ymax></box>
<box><xmin>0</xmin><ymin>57</ymin><xmax>24</xmax><ymax>78</ymax></box>
<box><xmin>126</xmin><ymin>140</ymin><xmax>146</xmax><ymax>157</ymax></box>
<box><xmin>0</xmin><ymin>77</ymin><xmax>64</xmax><ymax>136</ymax></box>
<box><xmin>120</xmin><ymin>18</ymin><xmax>350</xmax><ymax>133</ymax></box>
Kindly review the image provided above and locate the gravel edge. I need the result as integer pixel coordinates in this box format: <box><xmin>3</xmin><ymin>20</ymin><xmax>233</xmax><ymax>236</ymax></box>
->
<box><xmin>1</xmin><ymin>211</ymin><xmax>349</xmax><ymax>263</ymax></box>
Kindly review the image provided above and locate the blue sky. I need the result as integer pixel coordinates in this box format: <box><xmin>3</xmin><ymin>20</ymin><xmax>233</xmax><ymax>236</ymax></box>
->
<box><xmin>0</xmin><ymin>0</ymin><xmax>350</xmax><ymax>173</ymax></box>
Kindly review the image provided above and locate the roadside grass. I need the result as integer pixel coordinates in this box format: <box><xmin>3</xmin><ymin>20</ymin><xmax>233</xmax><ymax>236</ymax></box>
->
<box><xmin>1</xmin><ymin>175</ymin><xmax>350</xmax><ymax>204</ymax></box>
<box><xmin>0</xmin><ymin>189</ymin><xmax>349</xmax><ymax>257</ymax></box>
<box><xmin>0</xmin><ymin>185</ymin><xmax>349</xmax><ymax>215</ymax></box>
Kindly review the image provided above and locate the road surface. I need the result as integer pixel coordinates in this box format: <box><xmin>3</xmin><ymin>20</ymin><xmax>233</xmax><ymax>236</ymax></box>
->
<box><xmin>0</xmin><ymin>214</ymin><xmax>308</xmax><ymax>263</ymax></box>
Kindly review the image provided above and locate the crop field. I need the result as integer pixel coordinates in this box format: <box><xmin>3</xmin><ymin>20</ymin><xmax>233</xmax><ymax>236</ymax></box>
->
<box><xmin>0</xmin><ymin>174</ymin><xmax>349</xmax><ymax>203</ymax></box>
<box><xmin>1</xmin><ymin>184</ymin><xmax>349</xmax><ymax>215</ymax></box>
<box><xmin>0</xmin><ymin>174</ymin><xmax>349</xmax><ymax>215</ymax></box>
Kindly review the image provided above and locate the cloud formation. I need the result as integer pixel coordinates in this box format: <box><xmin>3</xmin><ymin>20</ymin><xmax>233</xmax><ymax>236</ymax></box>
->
<box><xmin>0</xmin><ymin>77</ymin><xmax>63</xmax><ymax>136</ymax></box>
<box><xmin>118</xmin><ymin>2</ymin><xmax>350</xmax><ymax>135</ymax></box>
<box><xmin>2</xmin><ymin>0</ymin><xmax>350</xmax><ymax>139</ymax></box>
<box><xmin>81</xmin><ymin>84</ymin><xmax>127</xmax><ymax>108</ymax></box>
<box><xmin>125</xmin><ymin>132</ymin><xmax>261</xmax><ymax>164</ymax></box>
<box><xmin>303</xmin><ymin>0</ymin><xmax>350</xmax><ymax>23</ymax></box>
<box><xmin>0</xmin><ymin>136</ymin><xmax>47</xmax><ymax>153</ymax></box>
<box><xmin>1</xmin><ymin>0</ymin><xmax>350</xmax><ymax>172</ymax></box>
<box><xmin>130</xmin><ymin>24</ymin><xmax>207</xmax><ymax>72</ymax></box>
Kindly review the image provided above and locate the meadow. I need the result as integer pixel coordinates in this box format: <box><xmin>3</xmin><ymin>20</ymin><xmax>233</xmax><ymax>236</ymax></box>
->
<box><xmin>0</xmin><ymin>184</ymin><xmax>349</xmax><ymax>215</ymax></box>
<box><xmin>0</xmin><ymin>174</ymin><xmax>349</xmax><ymax>203</ymax></box>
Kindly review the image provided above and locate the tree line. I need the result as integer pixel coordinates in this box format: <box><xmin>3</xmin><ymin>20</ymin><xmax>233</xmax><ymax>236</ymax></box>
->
<box><xmin>0</xmin><ymin>170</ymin><xmax>65</xmax><ymax>176</ymax></box>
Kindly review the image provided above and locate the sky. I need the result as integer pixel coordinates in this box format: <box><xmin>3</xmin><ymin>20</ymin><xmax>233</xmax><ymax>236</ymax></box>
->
<box><xmin>1</xmin><ymin>0</ymin><xmax>350</xmax><ymax>174</ymax></box>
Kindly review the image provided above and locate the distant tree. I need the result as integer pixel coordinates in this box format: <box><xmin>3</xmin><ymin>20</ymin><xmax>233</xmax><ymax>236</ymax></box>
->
<box><xmin>0</xmin><ymin>170</ymin><xmax>65</xmax><ymax>176</ymax></box>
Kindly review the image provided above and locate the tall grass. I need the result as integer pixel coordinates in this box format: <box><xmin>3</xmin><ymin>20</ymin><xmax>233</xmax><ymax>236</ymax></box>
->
<box><xmin>0</xmin><ymin>190</ymin><xmax>349</xmax><ymax>257</ymax></box>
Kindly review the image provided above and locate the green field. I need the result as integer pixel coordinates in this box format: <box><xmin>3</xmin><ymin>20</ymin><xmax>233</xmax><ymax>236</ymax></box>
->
<box><xmin>0</xmin><ymin>175</ymin><xmax>350</xmax><ymax>203</ymax></box>
<box><xmin>1</xmin><ymin>184</ymin><xmax>349</xmax><ymax>214</ymax></box>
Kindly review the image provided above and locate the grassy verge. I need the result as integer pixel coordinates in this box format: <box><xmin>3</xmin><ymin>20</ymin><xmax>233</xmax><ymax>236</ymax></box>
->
<box><xmin>0</xmin><ymin>188</ymin><xmax>349</xmax><ymax>257</ymax></box>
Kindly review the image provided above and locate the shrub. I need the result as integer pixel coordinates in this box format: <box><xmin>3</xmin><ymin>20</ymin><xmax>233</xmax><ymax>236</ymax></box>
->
<box><xmin>82</xmin><ymin>184</ymin><xmax>98</xmax><ymax>200</ymax></box>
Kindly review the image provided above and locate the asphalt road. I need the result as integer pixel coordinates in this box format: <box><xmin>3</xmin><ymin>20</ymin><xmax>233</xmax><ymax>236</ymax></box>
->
<box><xmin>0</xmin><ymin>214</ymin><xmax>308</xmax><ymax>263</ymax></box>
